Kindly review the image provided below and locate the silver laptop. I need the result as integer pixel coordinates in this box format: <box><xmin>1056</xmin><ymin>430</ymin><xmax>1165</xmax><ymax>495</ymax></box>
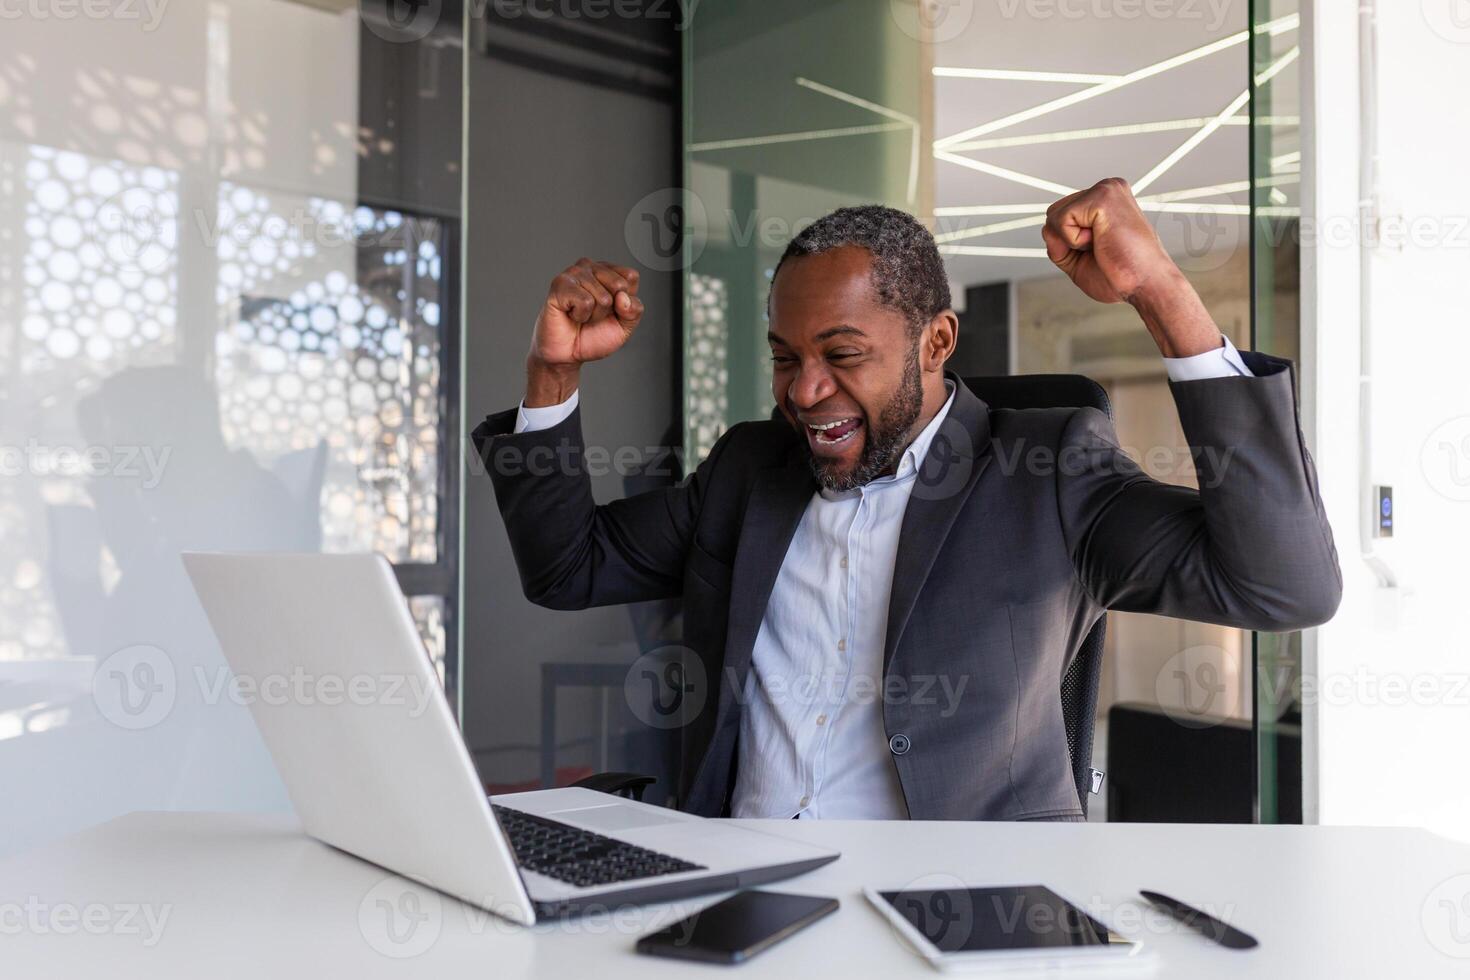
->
<box><xmin>182</xmin><ymin>551</ymin><xmax>838</xmax><ymax>924</ymax></box>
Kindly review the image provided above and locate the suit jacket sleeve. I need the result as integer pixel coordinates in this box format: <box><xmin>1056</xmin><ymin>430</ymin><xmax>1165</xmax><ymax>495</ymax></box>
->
<box><xmin>472</xmin><ymin>404</ymin><xmax>724</xmax><ymax>610</ymax></box>
<box><xmin>1057</xmin><ymin>351</ymin><xmax>1343</xmax><ymax>631</ymax></box>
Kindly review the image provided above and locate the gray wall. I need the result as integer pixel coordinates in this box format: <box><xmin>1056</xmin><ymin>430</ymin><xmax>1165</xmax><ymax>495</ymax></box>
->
<box><xmin>462</xmin><ymin>51</ymin><xmax>679</xmax><ymax>789</ymax></box>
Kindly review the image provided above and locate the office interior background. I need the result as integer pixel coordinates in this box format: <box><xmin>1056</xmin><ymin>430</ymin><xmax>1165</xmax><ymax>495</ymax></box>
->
<box><xmin>2</xmin><ymin>0</ymin><xmax>1468</xmax><ymax>856</ymax></box>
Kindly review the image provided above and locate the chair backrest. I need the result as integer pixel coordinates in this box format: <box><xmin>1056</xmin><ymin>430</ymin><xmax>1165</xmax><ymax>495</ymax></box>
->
<box><xmin>963</xmin><ymin>374</ymin><xmax>1110</xmax><ymax>816</ymax></box>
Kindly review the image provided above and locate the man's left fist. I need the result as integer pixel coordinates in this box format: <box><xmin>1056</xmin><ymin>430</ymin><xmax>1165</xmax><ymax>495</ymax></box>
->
<box><xmin>1041</xmin><ymin>177</ymin><xmax>1176</xmax><ymax>306</ymax></box>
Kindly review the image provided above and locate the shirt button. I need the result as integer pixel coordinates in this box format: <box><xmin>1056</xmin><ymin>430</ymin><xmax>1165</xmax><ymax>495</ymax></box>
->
<box><xmin>888</xmin><ymin>733</ymin><xmax>911</xmax><ymax>756</ymax></box>
<box><xmin>816</xmin><ymin>714</ymin><xmax>827</xmax><ymax>726</ymax></box>
<box><xmin>799</xmin><ymin>795</ymin><xmax>810</xmax><ymax>808</ymax></box>
<box><xmin>840</xmin><ymin>556</ymin><xmax>848</xmax><ymax>569</ymax></box>
<box><xmin>837</xmin><ymin>639</ymin><xmax>846</xmax><ymax>652</ymax></box>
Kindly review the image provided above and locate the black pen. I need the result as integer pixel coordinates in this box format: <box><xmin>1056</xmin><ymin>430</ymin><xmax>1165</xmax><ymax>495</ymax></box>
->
<box><xmin>1140</xmin><ymin>890</ymin><xmax>1259</xmax><ymax>950</ymax></box>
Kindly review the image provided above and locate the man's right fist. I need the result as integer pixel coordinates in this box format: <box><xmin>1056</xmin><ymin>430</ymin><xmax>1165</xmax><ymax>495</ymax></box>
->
<box><xmin>530</xmin><ymin>258</ymin><xmax>644</xmax><ymax>369</ymax></box>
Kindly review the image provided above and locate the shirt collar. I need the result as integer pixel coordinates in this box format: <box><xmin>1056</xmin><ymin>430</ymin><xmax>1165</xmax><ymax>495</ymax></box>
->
<box><xmin>896</xmin><ymin>379</ymin><xmax>957</xmax><ymax>481</ymax></box>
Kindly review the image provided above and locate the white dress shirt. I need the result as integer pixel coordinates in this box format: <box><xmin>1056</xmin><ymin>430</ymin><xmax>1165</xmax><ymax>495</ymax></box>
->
<box><xmin>514</xmin><ymin>338</ymin><xmax>1253</xmax><ymax>818</ymax></box>
<box><xmin>732</xmin><ymin>384</ymin><xmax>956</xmax><ymax>819</ymax></box>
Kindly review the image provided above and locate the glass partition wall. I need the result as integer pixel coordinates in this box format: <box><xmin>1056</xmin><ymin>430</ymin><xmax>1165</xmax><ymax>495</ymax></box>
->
<box><xmin>683</xmin><ymin>0</ymin><xmax>928</xmax><ymax>458</ymax></box>
<box><xmin>0</xmin><ymin>1</ymin><xmax>463</xmax><ymax>856</ymax></box>
<box><xmin>1249</xmin><ymin>0</ymin><xmax>1304</xmax><ymax>823</ymax></box>
<box><xmin>683</xmin><ymin>0</ymin><xmax>1304</xmax><ymax>821</ymax></box>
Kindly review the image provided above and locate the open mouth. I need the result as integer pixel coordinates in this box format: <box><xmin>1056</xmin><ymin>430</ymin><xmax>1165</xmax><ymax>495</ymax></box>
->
<box><xmin>805</xmin><ymin>416</ymin><xmax>863</xmax><ymax>450</ymax></box>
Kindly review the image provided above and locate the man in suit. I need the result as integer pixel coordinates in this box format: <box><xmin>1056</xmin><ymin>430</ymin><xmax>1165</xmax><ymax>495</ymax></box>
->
<box><xmin>474</xmin><ymin>178</ymin><xmax>1342</xmax><ymax>822</ymax></box>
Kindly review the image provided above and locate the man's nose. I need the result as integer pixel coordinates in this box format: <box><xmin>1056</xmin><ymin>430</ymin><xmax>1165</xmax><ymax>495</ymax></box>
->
<box><xmin>785</xmin><ymin>364</ymin><xmax>837</xmax><ymax>410</ymax></box>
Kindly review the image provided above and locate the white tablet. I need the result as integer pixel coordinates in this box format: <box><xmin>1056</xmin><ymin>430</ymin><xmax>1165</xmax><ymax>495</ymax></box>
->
<box><xmin>865</xmin><ymin>884</ymin><xmax>1156</xmax><ymax>974</ymax></box>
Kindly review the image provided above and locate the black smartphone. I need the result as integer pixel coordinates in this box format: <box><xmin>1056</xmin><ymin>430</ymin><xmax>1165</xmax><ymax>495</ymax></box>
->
<box><xmin>634</xmin><ymin>890</ymin><xmax>839</xmax><ymax>964</ymax></box>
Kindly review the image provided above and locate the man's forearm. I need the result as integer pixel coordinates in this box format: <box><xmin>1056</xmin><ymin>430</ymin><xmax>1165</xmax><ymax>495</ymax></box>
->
<box><xmin>1128</xmin><ymin>268</ymin><xmax>1224</xmax><ymax>359</ymax></box>
<box><xmin>525</xmin><ymin>357</ymin><xmax>581</xmax><ymax>408</ymax></box>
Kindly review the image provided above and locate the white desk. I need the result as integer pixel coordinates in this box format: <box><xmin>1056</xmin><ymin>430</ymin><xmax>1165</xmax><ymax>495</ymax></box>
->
<box><xmin>5</xmin><ymin>812</ymin><xmax>1469</xmax><ymax>978</ymax></box>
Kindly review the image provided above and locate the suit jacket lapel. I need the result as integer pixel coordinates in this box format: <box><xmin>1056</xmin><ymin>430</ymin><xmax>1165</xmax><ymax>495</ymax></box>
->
<box><xmin>883</xmin><ymin>375</ymin><xmax>993</xmax><ymax>673</ymax></box>
<box><xmin>722</xmin><ymin>451</ymin><xmax>815</xmax><ymax>694</ymax></box>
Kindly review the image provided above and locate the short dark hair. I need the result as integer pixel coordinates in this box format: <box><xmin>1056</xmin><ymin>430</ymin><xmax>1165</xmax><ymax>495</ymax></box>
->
<box><xmin>769</xmin><ymin>204</ymin><xmax>951</xmax><ymax>335</ymax></box>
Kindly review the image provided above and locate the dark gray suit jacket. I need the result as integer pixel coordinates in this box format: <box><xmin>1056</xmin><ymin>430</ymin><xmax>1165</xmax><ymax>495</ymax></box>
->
<box><xmin>473</xmin><ymin>355</ymin><xmax>1341</xmax><ymax>821</ymax></box>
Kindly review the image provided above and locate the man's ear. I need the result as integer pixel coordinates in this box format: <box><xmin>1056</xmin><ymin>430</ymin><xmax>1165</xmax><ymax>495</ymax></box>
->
<box><xmin>921</xmin><ymin>310</ymin><xmax>959</xmax><ymax>373</ymax></box>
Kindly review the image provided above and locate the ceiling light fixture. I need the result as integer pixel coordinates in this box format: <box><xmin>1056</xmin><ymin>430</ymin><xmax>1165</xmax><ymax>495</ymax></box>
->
<box><xmin>938</xmin><ymin>245</ymin><xmax>1050</xmax><ymax>258</ymax></box>
<box><xmin>934</xmin><ymin>214</ymin><xmax>1048</xmax><ymax>244</ymax></box>
<box><xmin>929</xmin><ymin>115</ymin><xmax>1300</xmax><ymax>153</ymax></box>
<box><xmin>1254</xmin><ymin>45</ymin><xmax>1300</xmax><ymax>86</ymax></box>
<box><xmin>933</xmin><ymin>150</ymin><xmax>1076</xmax><ymax>196</ymax></box>
<box><xmin>933</xmin><ymin>12</ymin><xmax>1299</xmax><ymax>150</ymax></box>
<box><xmin>935</xmin><ymin>203</ymin><xmax>1053</xmax><ymax>216</ymax></box>
<box><xmin>687</xmin><ymin>122</ymin><xmax>909</xmax><ymax>153</ymax></box>
<box><xmin>932</xmin><ymin>67</ymin><xmax>1121</xmax><ymax>84</ymax></box>
<box><xmin>1132</xmin><ymin>89</ymin><xmax>1251</xmax><ymax>193</ymax></box>
<box><xmin>794</xmin><ymin>76</ymin><xmax>920</xmax><ymax>204</ymax></box>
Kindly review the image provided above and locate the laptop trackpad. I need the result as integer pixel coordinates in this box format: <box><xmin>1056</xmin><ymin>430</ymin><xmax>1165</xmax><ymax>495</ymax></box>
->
<box><xmin>549</xmin><ymin>803</ymin><xmax>685</xmax><ymax>833</ymax></box>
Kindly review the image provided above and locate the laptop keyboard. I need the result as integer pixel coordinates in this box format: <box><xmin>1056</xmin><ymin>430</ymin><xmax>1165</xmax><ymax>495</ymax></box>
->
<box><xmin>492</xmin><ymin>805</ymin><xmax>706</xmax><ymax>889</ymax></box>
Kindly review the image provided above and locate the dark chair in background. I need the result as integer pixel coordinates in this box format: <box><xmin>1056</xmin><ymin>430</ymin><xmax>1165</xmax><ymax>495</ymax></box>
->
<box><xmin>574</xmin><ymin>374</ymin><xmax>1113</xmax><ymax>817</ymax></box>
<box><xmin>1106</xmin><ymin>702</ymin><xmax>1302</xmax><ymax>823</ymax></box>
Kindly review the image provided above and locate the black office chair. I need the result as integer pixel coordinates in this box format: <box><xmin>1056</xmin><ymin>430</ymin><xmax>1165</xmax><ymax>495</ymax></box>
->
<box><xmin>962</xmin><ymin>374</ymin><xmax>1111</xmax><ymax>817</ymax></box>
<box><xmin>574</xmin><ymin>374</ymin><xmax>1112</xmax><ymax>817</ymax></box>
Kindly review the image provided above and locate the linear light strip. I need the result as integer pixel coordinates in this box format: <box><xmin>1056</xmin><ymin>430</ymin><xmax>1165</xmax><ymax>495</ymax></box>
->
<box><xmin>933</xmin><ymin>150</ymin><xmax>1076</xmax><ymax>196</ymax></box>
<box><xmin>946</xmin><ymin>117</ymin><xmax>1230</xmax><ymax>152</ymax></box>
<box><xmin>1131</xmin><ymin>42</ymin><xmax>1296</xmax><ymax>193</ymax></box>
<box><xmin>935</xmin><ymin>214</ymin><xmax>1047</xmax><ymax>243</ymax></box>
<box><xmin>938</xmin><ymin>203</ymin><xmax>1260</xmax><ymax>250</ymax></box>
<box><xmin>1144</xmin><ymin>202</ymin><xmax>1250</xmax><ymax>215</ymax></box>
<box><xmin>935</xmin><ymin>175</ymin><xmax>1301</xmax><ymax>219</ymax></box>
<box><xmin>793</xmin><ymin>76</ymin><xmax>920</xmax><ymax>203</ymax></box>
<box><xmin>1265</xmin><ymin>12</ymin><xmax>1301</xmax><ymax>35</ymax></box>
<box><xmin>935</xmin><ymin>203</ymin><xmax>1054</xmax><ymax>216</ymax></box>
<box><xmin>938</xmin><ymin>245</ymin><xmax>1051</xmax><ymax>257</ymax></box>
<box><xmin>942</xmin><ymin>115</ymin><xmax>1304</xmax><ymax>153</ymax></box>
<box><xmin>1254</xmin><ymin>44</ymin><xmax>1300</xmax><ymax>86</ymax></box>
<box><xmin>1133</xmin><ymin>89</ymin><xmax>1251</xmax><ymax>193</ymax></box>
<box><xmin>933</xmin><ymin>12</ymin><xmax>1299</xmax><ymax>150</ymax></box>
<box><xmin>795</xmin><ymin>76</ymin><xmax>917</xmax><ymax>125</ymax></box>
<box><xmin>688</xmin><ymin>122</ymin><xmax>909</xmax><ymax>152</ymax></box>
<box><xmin>1138</xmin><ymin>173</ymin><xmax>1298</xmax><ymax>203</ymax></box>
<box><xmin>932</xmin><ymin>67</ymin><xmax>1120</xmax><ymax>84</ymax></box>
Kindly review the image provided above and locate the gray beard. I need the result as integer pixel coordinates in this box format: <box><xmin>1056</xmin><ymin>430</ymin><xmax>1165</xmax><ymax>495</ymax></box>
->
<box><xmin>807</xmin><ymin>344</ymin><xmax>923</xmax><ymax>493</ymax></box>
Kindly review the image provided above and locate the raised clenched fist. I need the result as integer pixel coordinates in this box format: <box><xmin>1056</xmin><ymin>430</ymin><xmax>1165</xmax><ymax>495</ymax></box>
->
<box><xmin>1042</xmin><ymin>178</ymin><xmax>1224</xmax><ymax>358</ymax></box>
<box><xmin>532</xmin><ymin>258</ymin><xmax>644</xmax><ymax>366</ymax></box>
<box><xmin>1042</xmin><ymin>177</ymin><xmax>1174</xmax><ymax>305</ymax></box>
<box><xmin>525</xmin><ymin>258</ymin><xmax>644</xmax><ymax>407</ymax></box>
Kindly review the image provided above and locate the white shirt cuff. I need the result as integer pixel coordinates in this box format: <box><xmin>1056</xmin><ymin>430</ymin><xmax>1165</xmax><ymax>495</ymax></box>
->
<box><xmin>514</xmin><ymin>389</ymin><xmax>580</xmax><ymax>434</ymax></box>
<box><xmin>1163</xmin><ymin>336</ymin><xmax>1254</xmax><ymax>382</ymax></box>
